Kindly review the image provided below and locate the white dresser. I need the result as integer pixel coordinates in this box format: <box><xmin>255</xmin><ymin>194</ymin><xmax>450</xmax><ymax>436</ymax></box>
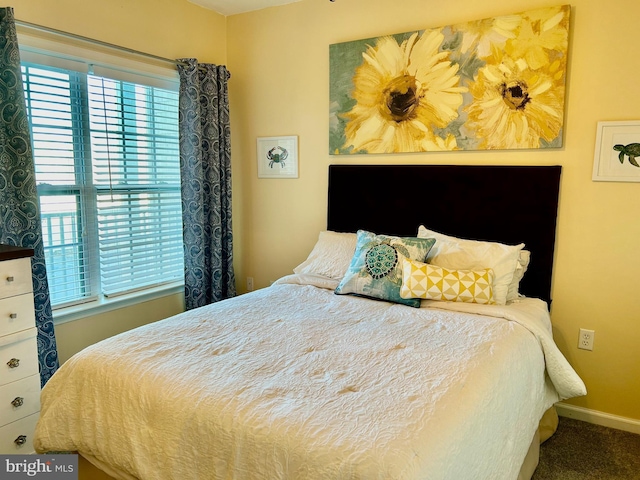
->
<box><xmin>0</xmin><ymin>245</ymin><xmax>40</xmax><ymax>454</ymax></box>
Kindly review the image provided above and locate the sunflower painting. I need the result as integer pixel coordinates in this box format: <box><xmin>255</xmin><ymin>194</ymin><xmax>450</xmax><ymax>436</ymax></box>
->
<box><xmin>329</xmin><ymin>5</ymin><xmax>571</xmax><ymax>154</ymax></box>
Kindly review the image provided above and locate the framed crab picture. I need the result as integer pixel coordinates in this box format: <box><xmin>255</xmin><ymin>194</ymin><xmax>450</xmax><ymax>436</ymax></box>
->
<box><xmin>593</xmin><ymin>121</ymin><xmax>640</xmax><ymax>182</ymax></box>
<box><xmin>257</xmin><ymin>135</ymin><xmax>299</xmax><ymax>179</ymax></box>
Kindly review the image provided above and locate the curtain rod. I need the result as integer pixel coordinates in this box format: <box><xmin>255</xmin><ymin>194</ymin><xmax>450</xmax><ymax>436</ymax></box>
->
<box><xmin>15</xmin><ymin>18</ymin><xmax>194</xmax><ymax>70</ymax></box>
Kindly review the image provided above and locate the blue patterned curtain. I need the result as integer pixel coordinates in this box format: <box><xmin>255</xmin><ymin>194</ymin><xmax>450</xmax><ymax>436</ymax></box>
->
<box><xmin>177</xmin><ymin>59</ymin><xmax>236</xmax><ymax>310</ymax></box>
<box><xmin>0</xmin><ymin>7</ymin><xmax>59</xmax><ymax>385</ymax></box>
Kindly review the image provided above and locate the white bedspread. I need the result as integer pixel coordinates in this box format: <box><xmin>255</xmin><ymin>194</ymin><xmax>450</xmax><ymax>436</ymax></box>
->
<box><xmin>34</xmin><ymin>275</ymin><xmax>585</xmax><ymax>480</ymax></box>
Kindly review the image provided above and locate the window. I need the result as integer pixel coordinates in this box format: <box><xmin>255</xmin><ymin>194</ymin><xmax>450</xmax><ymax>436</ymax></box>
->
<box><xmin>22</xmin><ymin>62</ymin><xmax>184</xmax><ymax>309</ymax></box>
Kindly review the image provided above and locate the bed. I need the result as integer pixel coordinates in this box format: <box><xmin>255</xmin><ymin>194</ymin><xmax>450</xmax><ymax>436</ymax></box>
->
<box><xmin>34</xmin><ymin>165</ymin><xmax>586</xmax><ymax>480</ymax></box>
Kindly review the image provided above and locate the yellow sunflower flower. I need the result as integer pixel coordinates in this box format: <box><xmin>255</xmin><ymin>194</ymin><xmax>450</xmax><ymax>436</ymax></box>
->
<box><xmin>424</xmin><ymin>132</ymin><xmax>459</xmax><ymax>151</ymax></box>
<box><xmin>465</xmin><ymin>47</ymin><xmax>565</xmax><ymax>149</ymax></box>
<box><xmin>456</xmin><ymin>14</ymin><xmax>522</xmax><ymax>58</ymax></box>
<box><xmin>342</xmin><ymin>30</ymin><xmax>466</xmax><ymax>154</ymax></box>
<box><xmin>505</xmin><ymin>5</ymin><xmax>570</xmax><ymax>70</ymax></box>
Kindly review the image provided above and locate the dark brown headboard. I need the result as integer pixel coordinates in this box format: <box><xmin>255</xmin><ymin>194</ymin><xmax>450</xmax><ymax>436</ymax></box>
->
<box><xmin>327</xmin><ymin>165</ymin><xmax>561</xmax><ymax>305</ymax></box>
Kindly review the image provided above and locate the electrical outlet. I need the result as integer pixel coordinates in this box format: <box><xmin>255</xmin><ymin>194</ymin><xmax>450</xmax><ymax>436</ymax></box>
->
<box><xmin>246</xmin><ymin>277</ymin><xmax>254</xmax><ymax>292</ymax></box>
<box><xmin>578</xmin><ymin>328</ymin><xmax>595</xmax><ymax>351</ymax></box>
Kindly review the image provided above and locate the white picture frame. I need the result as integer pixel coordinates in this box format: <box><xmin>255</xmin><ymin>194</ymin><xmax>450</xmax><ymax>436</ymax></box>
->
<box><xmin>593</xmin><ymin>121</ymin><xmax>640</xmax><ymax>182</ymax></box>
<box><xmin>256</xmin><ymin>136</ymin><xmax>298</xmax><ymax>179</ymax></box>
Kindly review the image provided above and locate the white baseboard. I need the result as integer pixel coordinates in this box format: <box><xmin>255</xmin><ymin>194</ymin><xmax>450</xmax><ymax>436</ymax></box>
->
<box><xmin>556</xmin><ymin>402</ymin><xmax>640</xmax><ymax>435</ymax></box>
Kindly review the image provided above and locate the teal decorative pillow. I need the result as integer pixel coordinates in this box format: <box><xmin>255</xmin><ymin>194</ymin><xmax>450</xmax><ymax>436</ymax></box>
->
<box><xmin>335</xmin><ymin>230</ymin><xmax>436</xmax><ymax>307</ymax></box>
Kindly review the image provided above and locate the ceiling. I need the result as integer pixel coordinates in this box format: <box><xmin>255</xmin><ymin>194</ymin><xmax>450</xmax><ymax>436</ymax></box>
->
<box><xmin>188</xmin><ymin>0</ymin><xmax>303</xmax><ymax>16</ymax></box>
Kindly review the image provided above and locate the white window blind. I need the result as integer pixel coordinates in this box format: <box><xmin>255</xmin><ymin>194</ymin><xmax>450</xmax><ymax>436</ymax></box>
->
<box><xmin>22</xmin><ymin>60</ymin><xmax>184</xmax><ymax>307</ymax></box>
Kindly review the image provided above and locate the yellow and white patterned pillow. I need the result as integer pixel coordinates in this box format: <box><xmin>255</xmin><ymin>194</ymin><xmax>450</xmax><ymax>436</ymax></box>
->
<box><xmin>400</xmin><ymin>257</ymin><xmax>495</xmax><ymax>304</ymax></box>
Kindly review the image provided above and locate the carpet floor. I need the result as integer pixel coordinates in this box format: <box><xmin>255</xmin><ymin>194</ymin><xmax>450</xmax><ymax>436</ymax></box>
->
<box><xmin>533</xmin><ymin>416</ymin><xmax>640</xmax><ymax>480</ymax></box>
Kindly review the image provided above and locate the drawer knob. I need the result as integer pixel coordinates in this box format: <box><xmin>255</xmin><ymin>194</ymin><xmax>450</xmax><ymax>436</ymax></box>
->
<box><xmin>7</xmin><ymin>358</ymin><xmax>20</xmax><ymax>368</ymax></box>
<box><xmin>9</xmin><ymin>313</ymin><xmax>18</xmax><ymax>319</ymax></box>
<box><xmin>6</xmin><ymin>276</ymin><xmax>15</xmax><ymax>282</ymax></box>
<box><xmin>14</xmin><ymin>435</ymin><xmax>27</xmax><ymax>446</ymax></box>
<box><xmin>11</xmin><ymin>396</ymin><xmax>24</xmax><ymax>408</ymax></box>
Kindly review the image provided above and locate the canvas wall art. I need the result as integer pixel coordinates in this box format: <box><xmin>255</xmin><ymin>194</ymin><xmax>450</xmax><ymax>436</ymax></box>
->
<box><xmin>329</xmin><ymin>5</ymin><xmax>571</xmax><ymax>155</ymax></box>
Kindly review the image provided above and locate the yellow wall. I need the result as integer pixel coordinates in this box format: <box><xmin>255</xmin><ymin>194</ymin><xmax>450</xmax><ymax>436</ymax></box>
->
<box><xmin>11</xmin><ymin>0</ymin><xmax>227</xmax><ymax>63</ymax></box>
<box><xmin>227</xmin><ymin>0</ymin><xmax>640</xmax><ymax>422</ymax></box>
<box><xmin>9</xmin><ymin>0</ymin><xmax>227</xmax><ymax>363</ymax></box>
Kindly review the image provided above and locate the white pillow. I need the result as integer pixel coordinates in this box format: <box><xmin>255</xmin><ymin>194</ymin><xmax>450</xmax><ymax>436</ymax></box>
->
<box><xmin>293</xmin><ymin>231</ymin><xmax>357</xmax><ymax>279</ymax></box>
<box><xmin>507</xmin><ymin>250</ymin><xmax>530</xmax><ymax>301</ymax></box>
<box><xmin>417</xmin><ymin>225</ymin><xmax>524</xmax><ymax>305</ymax></box>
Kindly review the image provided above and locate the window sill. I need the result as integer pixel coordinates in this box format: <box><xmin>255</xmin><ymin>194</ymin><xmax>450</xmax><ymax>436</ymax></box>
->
<box><xmin>52</xmin><ymin>282</ymin><xmax>185</xmax><ymax>325</ymax></box>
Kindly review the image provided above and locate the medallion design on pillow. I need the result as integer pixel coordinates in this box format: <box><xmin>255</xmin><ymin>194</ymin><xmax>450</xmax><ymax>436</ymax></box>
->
<box><xmin>335</xmin><ymin>230</ymin><xmax>436</xmax><ymax>307</ymax></box>
<box><xmin>365</xmin><ymin>243</ymin><xmax>399</xmax><ymax>279</ymax></box>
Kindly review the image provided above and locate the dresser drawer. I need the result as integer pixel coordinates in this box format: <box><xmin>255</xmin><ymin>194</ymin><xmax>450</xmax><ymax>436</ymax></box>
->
<box><xmin>0</xmin><ymin>257</ymin><xmax>33</xmax><ymax>299</ymax></box>
<box><xmin>0</xmin><ymin>412</ymin><xmax>39</xmax><ymax>454</ymax></box>
<box><xmin>0</xmin><ymin>329</ymin><xmax>39</xmax><ymax>387</ymax></box>
<box><xmin>0</xmin><ymin>293</ymin><xmax>36</xmax><ymax>337</ymax></box>
<box><xmin>0</xmin><ymin>374</ymin><xmax>41</xmax><ymax>427</ymax></box>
